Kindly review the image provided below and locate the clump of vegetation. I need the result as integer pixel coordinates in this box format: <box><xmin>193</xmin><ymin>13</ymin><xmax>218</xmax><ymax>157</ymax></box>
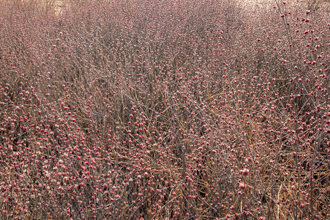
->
<box><xmin>0</xmin><ymin>0</ymin><xmax>328</xmax><ymax>219</ymax></box>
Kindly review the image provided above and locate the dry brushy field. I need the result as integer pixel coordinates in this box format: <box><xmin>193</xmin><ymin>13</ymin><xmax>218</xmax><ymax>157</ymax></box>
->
<box><xmin>0</xmin><ymin>0</ymin><xmax>329</xmax><ymax>219</ymax></box>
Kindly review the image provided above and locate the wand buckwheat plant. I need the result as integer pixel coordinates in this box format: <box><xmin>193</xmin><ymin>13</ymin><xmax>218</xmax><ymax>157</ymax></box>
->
<box><xmin>0</xmin><ymin>0</ymin><xmax>328</xmax><ymax>219</ymax></box>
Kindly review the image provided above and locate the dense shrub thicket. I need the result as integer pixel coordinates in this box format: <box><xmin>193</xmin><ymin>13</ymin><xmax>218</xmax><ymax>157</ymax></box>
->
<box><xmin>0</xmin><ymin>0</ymin><xmax>328</xmax><ymax>219</ymax></box>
